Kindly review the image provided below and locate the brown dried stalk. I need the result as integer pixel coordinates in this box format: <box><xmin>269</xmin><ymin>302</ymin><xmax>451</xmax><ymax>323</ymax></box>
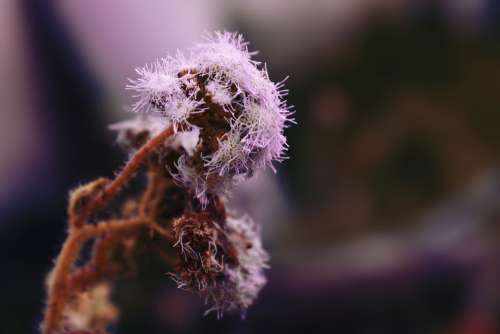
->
<box><xmin>70</xmin><ymin>127</ymin><xmax>174</xmax><ymax>229</ymax></box>
<box><xmin>42</xmin><ymin>127</ymin><xmax>175</xmax><ymax>334</ymax></box>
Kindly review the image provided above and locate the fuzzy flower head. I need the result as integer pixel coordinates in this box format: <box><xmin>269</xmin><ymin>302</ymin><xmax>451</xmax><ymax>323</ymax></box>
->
<box><xmin>171</xmin><ymin>211</ymin><xmax>268</xmax><ymax>317</ymax></box>
<box><xmin>127</xmin><ymin>31</ymin><xmax>294</xmax><ymax>203</ymax></box>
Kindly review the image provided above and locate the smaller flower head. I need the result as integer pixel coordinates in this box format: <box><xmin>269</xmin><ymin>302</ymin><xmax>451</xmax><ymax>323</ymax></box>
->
<box><xmin>171</xmin><ymin>211</ymin><xmax>268</xmax><ymax>316</ymax></box>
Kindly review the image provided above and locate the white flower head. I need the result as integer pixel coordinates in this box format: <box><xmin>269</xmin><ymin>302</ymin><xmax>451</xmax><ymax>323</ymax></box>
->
<box><xmin>127</xmin><ymin>31</ymin><xmax>294</xmax><ymax>204</ymax></box>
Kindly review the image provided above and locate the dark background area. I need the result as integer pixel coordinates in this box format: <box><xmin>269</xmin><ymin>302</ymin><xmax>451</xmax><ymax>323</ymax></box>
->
<box><xmin>2</xmin><ymin>1</ymin><xmax>500</xmax><ymax>333</ymax></box>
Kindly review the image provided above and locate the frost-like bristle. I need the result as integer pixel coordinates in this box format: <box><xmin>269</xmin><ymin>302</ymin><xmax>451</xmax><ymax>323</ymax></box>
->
<box><xmin>171</xmin><ymin>155</ymin><xmax>209</xmax><ymax>205</ymax></box>
<box><xmin>127</xmin><ymin>31</ymin><xmax>294</xmax><ymax>203</ymax></box>
<box><xmin>204</xmin><ymin>128</ymin><xmax>248</xmax><ymax>176</ymax></box>
<box><xmin>126</xmin><ymin>55</ymin><xmax>203</xmax><ymax>131</ymax></box>
<box><xmin>210</xmin><ymin>215</ymin><xmax>269</xmax><ymax>315</ymax></box>
<box><xmin>205</xmin><ymin>81</ymin><xmax>234</xmax><ymax>106</ymax></box>
<box><xmin>186</xmin><ymin>32</ymin><xmax>293</xmax><ymax>200</ymax></box>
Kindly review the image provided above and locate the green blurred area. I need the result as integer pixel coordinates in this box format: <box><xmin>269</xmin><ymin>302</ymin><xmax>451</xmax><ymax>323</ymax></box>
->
<box><xmin>286</xmin><ymin>12</ymin><xmax>500</xmax><ymax>245</ymax></box>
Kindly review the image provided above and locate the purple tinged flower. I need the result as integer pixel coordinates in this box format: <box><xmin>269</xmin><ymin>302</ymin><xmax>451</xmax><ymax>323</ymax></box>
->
<box><xmin>126</xmin><ymin>31</ymin><xmax>294</xmax><ymax>204</ymax></box>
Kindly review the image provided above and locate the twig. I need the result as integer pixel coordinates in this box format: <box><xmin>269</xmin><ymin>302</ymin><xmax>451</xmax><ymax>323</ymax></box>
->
<box><xmin>43</xmin><ymin>218</ymin><xmax>149</xmax><ymax>334</ymax></box>
<box><xmin>71</xmin><ymin>126</ymin><xmax>174</xmax><ymax>228</ymax></box>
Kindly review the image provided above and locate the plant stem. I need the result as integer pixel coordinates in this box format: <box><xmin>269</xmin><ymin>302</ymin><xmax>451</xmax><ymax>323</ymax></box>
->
<box><xmin>43</xmin><ymin>125</ymin><xmax>174</xmax><ymax>334</ymax></box>
<box><xmin>72</xmin><ymin>126</ymin><xmax>174</xmax><ymax>228</ymax></box>
<box><xmin>42</xmin><ymin>218</ymin><xmax>148</xmax><ymax>334</ymax></box>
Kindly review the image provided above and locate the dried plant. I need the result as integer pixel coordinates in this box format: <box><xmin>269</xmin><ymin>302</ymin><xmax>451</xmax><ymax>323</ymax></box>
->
<box><xmin>41</xmin><ymin>31</ymin><xmax>293</xmax><ymax>334</ymax></box>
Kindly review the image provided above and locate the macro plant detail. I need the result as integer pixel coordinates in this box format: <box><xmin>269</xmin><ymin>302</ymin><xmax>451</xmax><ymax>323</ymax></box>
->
<box><xmin>41</xmin><ymin>31</ymin><xmax>293</xmax><ymax>334</ymax></box>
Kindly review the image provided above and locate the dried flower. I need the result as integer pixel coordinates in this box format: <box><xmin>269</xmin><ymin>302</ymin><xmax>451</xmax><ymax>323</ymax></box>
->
<box><xmin>42</xmin><ymin>31</ymin><xmax>292</xmax><ymax>334</ymax></box>
<box><xmin>126</xmin><ymin>31</ymin><xmax>294</xmax><ymax>203</ymax></box>
<box><xmin>171</xmin><ymin>211</ymin><xmax>268</xmax><ymax>316</ymax></box>
<box><xmin>61</xmin><ymin>283</ymin><xmax>118</xmax><ymax>334</ymax></box>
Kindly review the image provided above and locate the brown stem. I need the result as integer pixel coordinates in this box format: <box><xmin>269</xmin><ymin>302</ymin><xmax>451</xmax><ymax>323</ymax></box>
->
<box><xmin>70</xmin><ymin>220</ymin><xmax>175</xmax><ymax>296</ymax></box>
<box><xmin>152</xmin><ymin>244</ymin><xmax>179</xmax><ymax>268</ymax></box>
<box><xmin>72</xmin><ymin>126</ymin><xmax>174</xmax><ymax>228</ymax></box>
<box><xmin>70</xmin><ymin>234</ymin><xmax>127</xmax><ymax>292</ymax></box>
<box><xmin>42</xmin><ymin>218</ymin><xmax>149</xmax><ymax>334</ymax></box>
<box><xmin>150</xmin><ymin>223</ymin><xmax>175</xmax><ymax>242</ymax></box>
<box><xmin>43</xmin><ymin>126</ymin><xmax>176</xmax><ymax>333</ymax></box>
<box><xmin>139</xmin><ymin>162</ymin><xmax>162</xmax><ymax>218</ymax></box>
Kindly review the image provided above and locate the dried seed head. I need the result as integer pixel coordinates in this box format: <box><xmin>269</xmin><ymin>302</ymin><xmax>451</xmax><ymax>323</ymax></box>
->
<box><xmin>171</xmin><ymin>212</ymin><xmax>268</xmax><ymax>316</ymax></box>
<box><xmin>126</xmin><ymin>31</ymin><xmax>294</xmax><ymax>204</ymax></box>
<box><xmin>60</xmin><ymin>283</ymin><xmax>118</xmax><ymax>334</ymax></box>
<box><xmin>171</xmin><ymin>213</ymin><xmax>227</xmax><ymax>292</ymax></box>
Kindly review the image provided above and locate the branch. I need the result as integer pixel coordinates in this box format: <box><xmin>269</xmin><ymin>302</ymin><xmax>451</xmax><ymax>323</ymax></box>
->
<box><xmin>71</xmin><ymin>126</ymin><xmax>174</xmax><ymax>228</ymax></box>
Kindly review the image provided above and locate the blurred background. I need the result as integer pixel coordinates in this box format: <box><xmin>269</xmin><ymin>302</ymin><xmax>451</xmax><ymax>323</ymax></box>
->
<box><xmin>2</xmin><ymin>0</ymin><xmax>500</xmax><ymax>333</ymax></box>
